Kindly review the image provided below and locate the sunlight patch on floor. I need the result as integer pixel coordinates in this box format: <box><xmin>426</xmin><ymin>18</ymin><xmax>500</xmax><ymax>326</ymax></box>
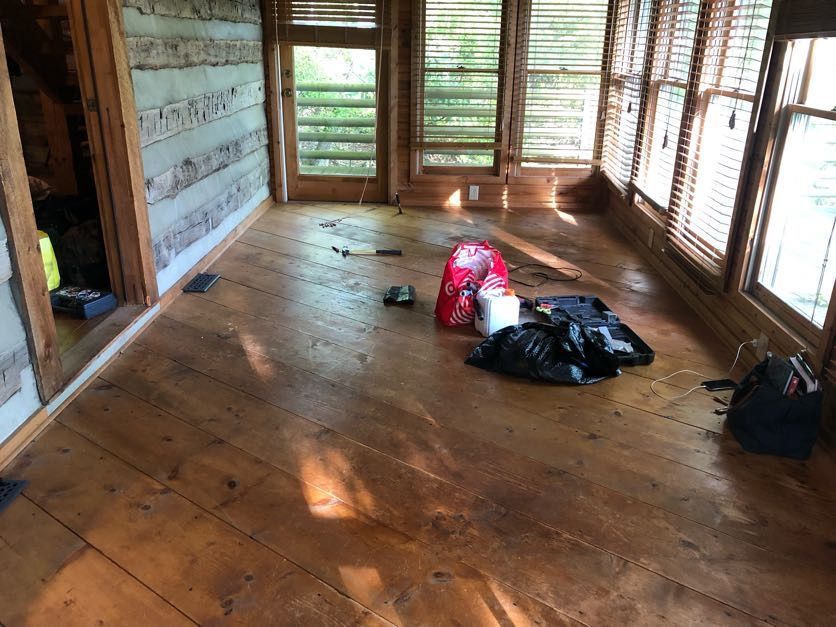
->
<box><xmin>298</xmin><ymin>450</ymin><xmax>375</xmax><ymax>518</ymax></box>
<box><xmin>486</xmin><ymin>225</ymin><xmax>607</xmax><ymax>288</ymax></box>
<box><xmin>337</xmin><ymin>565</ymin><xmax>385</xmax><ymax>606</ymax></box>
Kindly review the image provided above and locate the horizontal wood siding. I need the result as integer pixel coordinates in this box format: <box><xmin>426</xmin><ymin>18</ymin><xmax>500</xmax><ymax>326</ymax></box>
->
<box><xmin>124</xmin><ymin>0</ymin><xmax>262</xmax><ymax>23</ymax></box>
<box><xmin>126</xmin><ymin>37</ymin><xmax>263</xmax><ymax>70</ymax></box>
<box><xmin>0</xmin><ymin>342</ymin><xmax>29</xmax><ymax>406</ymax></box>
<box><xmin>137</xmin><ymin>80</ymin><xmax>265</xmax><ymax>147</ymax></box>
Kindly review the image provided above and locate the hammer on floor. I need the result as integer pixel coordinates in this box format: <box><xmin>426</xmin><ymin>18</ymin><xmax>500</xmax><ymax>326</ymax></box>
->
<box><xmin>332</xmin><ymin>246</ymin><xmax>402</xmax><ymax>257</ymax></box>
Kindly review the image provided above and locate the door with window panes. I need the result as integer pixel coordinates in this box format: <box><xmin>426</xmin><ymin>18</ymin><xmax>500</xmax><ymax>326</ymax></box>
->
<box><xmin>272</xmin><ymin>0</ymin><xmax>387</xmax><ymax>201</ymax></box>
<box><xmin>280</xmin><ymin>45</ymin><xmax>386</xmax><ymax>201</ymax></box>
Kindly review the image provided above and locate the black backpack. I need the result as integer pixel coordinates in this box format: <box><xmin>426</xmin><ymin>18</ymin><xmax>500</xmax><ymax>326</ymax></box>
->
<box><xmin>726</xmin><ymin>356</ymin><xmax>822</xmax><ymax>460</ymax></box>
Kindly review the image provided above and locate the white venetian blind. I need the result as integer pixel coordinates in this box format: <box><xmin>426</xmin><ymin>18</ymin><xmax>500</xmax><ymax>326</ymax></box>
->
<box><xmin>602</xmin><ymin>0</ymin><xmax>652</xmax><ymax>185</ymax></box>
<box><xmin>513</xmin><ymin>0</ymin><xmax>610</xmax><ymax>168</ymax></box>
<box><xmin>667</xmin><ymin>0</ymin><xmax>772</xmax><ymax>278</ymax></box>
<box><xmin>634</xmin><ymin>0</ymin><xmax>700</xmax><ymax>208</ymax></box>
<box><xmin>276</xmin><ymin>0</ymin><xmax>379</xmax><ymax>28</ymax></box>
<box><xmin>411</xmin><ymin>0</ymin><xmax>505</xmax><ymax>168</ymax></box>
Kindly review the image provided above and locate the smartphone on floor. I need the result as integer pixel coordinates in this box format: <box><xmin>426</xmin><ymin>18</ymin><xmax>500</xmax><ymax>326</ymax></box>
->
<box><xmin>702</xmin><ymin>378</ymin><xmax>737</xmax><ymax>392</ymax></box>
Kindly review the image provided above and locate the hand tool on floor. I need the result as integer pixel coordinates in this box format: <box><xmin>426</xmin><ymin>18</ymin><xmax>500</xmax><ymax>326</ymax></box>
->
<box><xmin>332</xmin><ymin>245</ymin><xmax>402</xmax><ymax>258</ymax></box>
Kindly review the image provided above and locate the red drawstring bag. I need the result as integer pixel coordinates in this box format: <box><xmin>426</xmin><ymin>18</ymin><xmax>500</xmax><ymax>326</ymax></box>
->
<box><xmin>435</xmin><ymin>241</ymin><xmax>509</xmax><ymax>326</ymax></box>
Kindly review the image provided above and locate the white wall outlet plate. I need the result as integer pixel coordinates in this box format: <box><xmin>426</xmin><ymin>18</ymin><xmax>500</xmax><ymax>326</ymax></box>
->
<box><xmin>756</xmin><ymin>332</ymin><xmax>769</xmax><ymax>359</ymax></box>
<box><xmin>468</xmin><ymin>185</ymin><xmax>479</xmax><ymax>201</ymax></box>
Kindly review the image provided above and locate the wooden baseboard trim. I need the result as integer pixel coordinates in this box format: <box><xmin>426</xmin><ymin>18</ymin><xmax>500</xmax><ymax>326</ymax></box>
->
<box><xmin>159</xmin><ymin>196</ymin><xmax>273</xmax><ymax>309</ymax></box>
<box><xmin>0</xmin><ymin>196</ymin><xmax>274</xmax><ymax>470</ymax></box>
<box><xmin>0</xmin><ymin>407</ymin><xmax>49</xmax><ymax>472</ymax></box>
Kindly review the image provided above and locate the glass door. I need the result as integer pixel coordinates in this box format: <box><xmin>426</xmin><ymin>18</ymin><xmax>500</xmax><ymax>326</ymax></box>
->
<box><xmin>280</xmin><ymin>45</ymin><xmax>386</xmax><ymax>201</ymax></box>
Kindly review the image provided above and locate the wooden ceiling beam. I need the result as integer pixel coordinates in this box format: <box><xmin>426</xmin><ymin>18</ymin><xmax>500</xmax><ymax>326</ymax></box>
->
<box><xmin>0</xmin><ymin>5</ymin><xmax>71</xmax><ymax>102</ymax></box>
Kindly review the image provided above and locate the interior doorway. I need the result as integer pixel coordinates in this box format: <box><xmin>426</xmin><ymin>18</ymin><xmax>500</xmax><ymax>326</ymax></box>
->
<box><xmin>4</xmin><ymin>33</ymin><xmax>114</xmax><ymax>359</ymax></box>
<box><xmin>0</xmin><ymin>1</ymin><xmax>157</xmax><ymax>401</ymax></box>
<box><xmin>280</xmin><ymin>44</ymin><xmax>387</xmax><ymax>202</ymax></box>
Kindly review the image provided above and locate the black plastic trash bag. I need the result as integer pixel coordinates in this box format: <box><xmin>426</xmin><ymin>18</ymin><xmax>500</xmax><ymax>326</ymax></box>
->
<box><xmin>465</xmin><ymin>321</ymin><xmax>621</xmax><ymax>384</ymax></box>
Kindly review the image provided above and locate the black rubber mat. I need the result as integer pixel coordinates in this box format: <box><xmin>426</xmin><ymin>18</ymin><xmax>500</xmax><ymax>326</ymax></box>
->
<box><xmin>0</xmin><ymin>479</ymin><xmax>27</xmax><ymax>514</ymax></box>
<box><xmin>182</xmin><ymin>273</ymin><xmax>220</xmax><ymax>293</ymax></box>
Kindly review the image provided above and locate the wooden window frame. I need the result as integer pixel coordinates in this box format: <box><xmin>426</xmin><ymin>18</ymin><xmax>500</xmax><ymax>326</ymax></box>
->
<box><xmin>603</xmin><ymin>0</ymin><xmax>658</xmax><ymax>197</ymax></box>
<box><xmin>632</xmin><ymin>0</ymin><xmax>697</xmax><ymax>212</ymax></box>
<box><xmin>0</xmin><ymin>0</ymin><xmax>157</xmax><ymax>402</ymax></box>
<box><xmin>507</xmin><ymin>67</ymin><xmax>607</xmax><ymax>179</ymax></box>
<box><xmin>663</xmin><ymin>0</ymin><xmax>770</xmax><ymax>285</ymax></box>
<box><xmin>669</xmin><ymin>87</ymin><xmax>755</xmax><ymax>266</ymax></box>
<box><xmin>411</xmin><ymin>0</ymin><xmax>610</xmax><ymax>186</ymax></box>
<box><xmin>409</xmin><ymin>0</ymin><xmax>517</xmax><ymax>183</ymax></box>
<box><xmin>507</xmin><ymin>0</ymin><xmax>610</xmax><ymax>177</ymax></box>
<box><xmin>746</xmin><ymin>100</ymin><xmax>836</xmax><ymax>347</ymax></box>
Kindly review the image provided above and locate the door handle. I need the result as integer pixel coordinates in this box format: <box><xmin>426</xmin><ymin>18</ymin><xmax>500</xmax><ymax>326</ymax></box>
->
<box><xmin>282</xmin><ymin>88</ymin><xmax>293</xmax><ymax>98</ymax></box>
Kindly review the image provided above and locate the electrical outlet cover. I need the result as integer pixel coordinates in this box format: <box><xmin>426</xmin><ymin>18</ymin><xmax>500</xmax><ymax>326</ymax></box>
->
<box><xmin>468</xmin><ymin>185</ymin><xmax>479</xmax><ymax>201</ymax></box>
<box><xmin>756</xmin><ymin>332</ymin><xmax>769</xmax><ymax>359</ymax></box>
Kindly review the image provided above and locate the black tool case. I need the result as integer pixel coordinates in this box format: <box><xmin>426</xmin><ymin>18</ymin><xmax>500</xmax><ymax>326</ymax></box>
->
<box><xmin>534</xmin><ymin>295</ymin><xmax>655</xmax><ymax>366</ymax></box>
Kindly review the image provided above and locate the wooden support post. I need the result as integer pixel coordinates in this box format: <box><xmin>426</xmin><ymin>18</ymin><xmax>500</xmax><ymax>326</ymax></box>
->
<box><xmin>38</xmin><ymin>93</ymin><xmax>77</xmax><ymax>196</ymax></box>
<box><xmin>387</xmin><ymin>0</ymin><xmax>399</xmax><ymax>202</ymax></box>
<box><xmin>67</xmin><ymin>0</ymin><xmax>158</xmax><ymax>306</ymax></box>
<box><xmin>0</xmin><ymin>26</ymin><xmax>63</xmax><ymax>401</ymax></box>
<box><xmin>261</xmin><ymin>0</ymin><xmax>284</xmax><ymax>202</ymax></box>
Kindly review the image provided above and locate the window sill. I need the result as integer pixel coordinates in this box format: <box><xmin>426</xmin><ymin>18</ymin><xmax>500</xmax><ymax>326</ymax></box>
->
<box><xmin>731</xmin><ymin>288</ymin><xmax>821</xmax><ymax>359</ymax></box>
<box><xmin>631</xmin><ymin>195</ymin><xmax>667</xmax><ymax>231</ymax></box>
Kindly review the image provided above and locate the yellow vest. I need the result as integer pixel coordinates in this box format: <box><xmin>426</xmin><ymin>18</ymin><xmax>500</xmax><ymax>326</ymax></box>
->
<box><xmin>38</xmin><ymin>230</ymin><xmax>60</xmax><ymax>291</ymax></box>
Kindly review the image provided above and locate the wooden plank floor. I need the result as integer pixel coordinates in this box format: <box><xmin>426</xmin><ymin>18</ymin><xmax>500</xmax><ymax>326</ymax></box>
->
<box><xmin>3</xmin><ymin>202</ymin><xmax>836</xmax><ymax>625</ymax></box>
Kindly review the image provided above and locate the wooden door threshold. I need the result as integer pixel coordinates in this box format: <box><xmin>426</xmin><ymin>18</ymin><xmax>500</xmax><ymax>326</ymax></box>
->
<box><xmin>0</xmin><ymin>303</ymin><xmax>160</xmax><ymax>472</ymax></box>
<box><xmin>59</xmin><ymin>305</ymin><xmax>148</xmax><ymax>384</ymax></box>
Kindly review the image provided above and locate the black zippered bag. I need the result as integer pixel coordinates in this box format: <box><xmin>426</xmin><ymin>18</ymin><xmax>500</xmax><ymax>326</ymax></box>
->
<box><xmin>726</xmin><ymin>356</ymin><xmax>822</xmax><ymax>460</ymax></box>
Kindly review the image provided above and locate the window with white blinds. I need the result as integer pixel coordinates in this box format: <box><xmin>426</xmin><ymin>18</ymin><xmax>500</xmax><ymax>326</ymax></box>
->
<box><xmin>602</xmin><ymin>0</ymin><xmax>652</xmax><ymax>185</ymax></box>
<box><xmin>275</xmin><ymin>0</ymin><xmax>379</xmax><ymax>28</ymax></box>
<box><xmin>513</xmin><ymin>0</ymin><xmax>609</xmax><ymax>169</ymax></box>
<box><xmin>411</xmin><ymin>0</ymin><xmax>505</xmax><ymax>168</ymax></box>
<box><xmin>667</xmin><ymin>0</ymin><xmax>772</xmax><ymax>276</ymax></box>
<box><xmin>634</xmin><ymin>0</ymin><xmax>700</xmax><ymax>208</ymax></box>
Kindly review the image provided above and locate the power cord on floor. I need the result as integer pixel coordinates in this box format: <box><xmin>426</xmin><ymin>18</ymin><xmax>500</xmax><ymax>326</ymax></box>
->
<box><xmin>650</xmin><ymin>339</ymin><xmax>756</xmax><ymax>401</ymax></box>
<box><xmin>508</xmin><ymin>263</ymin><xmax>583</xmax><ymax>287</ymax></box>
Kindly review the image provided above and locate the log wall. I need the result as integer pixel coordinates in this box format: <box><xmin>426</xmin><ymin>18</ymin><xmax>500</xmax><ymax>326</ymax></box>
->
<box><xmin>122</xmin><ymin>0</ymin><xmax>270</xmax><ymax>293</ymax></box>
<box><xmin>0</xmin><ymin>218</ymin><xmax>41</xmax><ymax>443</ymax></box>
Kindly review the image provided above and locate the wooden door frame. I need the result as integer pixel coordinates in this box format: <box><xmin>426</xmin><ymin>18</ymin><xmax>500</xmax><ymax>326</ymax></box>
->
<box><xmin>279</xmin><ymin>43</ymin><xmax>389</xmax><ymax>202</ymax></box>
<box><xmin>0</xmin><ymin>0</ymin><xmax>157</xmax><ymax>402</ymax></box>
<box><xmin>67</xmin><ymin>0</ymin><xmax>157</xmax><ymax>307</ymax></box>
<box><xmin>0</xmin><ymin>28</ymin><xmax>63</xmax><ymax>400</ymax></box>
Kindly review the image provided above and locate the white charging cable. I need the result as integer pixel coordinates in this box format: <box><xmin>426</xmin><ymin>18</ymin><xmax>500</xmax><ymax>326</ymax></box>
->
<box><xmin>650</xmin><ymin>339</ymin><xmax>756</xmax><ymax>401</ymax></box>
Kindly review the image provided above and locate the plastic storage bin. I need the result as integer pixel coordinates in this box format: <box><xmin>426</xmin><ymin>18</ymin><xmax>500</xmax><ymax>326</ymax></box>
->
<box><xmin>476</xmin><ymin>289</ymin><xmax>520</xmax><ymax>337</ymax></box>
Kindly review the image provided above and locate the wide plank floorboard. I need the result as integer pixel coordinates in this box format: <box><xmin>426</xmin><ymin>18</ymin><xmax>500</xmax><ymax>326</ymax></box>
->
<box><xmin>3</xmin><ymin>202</ymin><xmax>835</xmax><ymax>625</ymax></box>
